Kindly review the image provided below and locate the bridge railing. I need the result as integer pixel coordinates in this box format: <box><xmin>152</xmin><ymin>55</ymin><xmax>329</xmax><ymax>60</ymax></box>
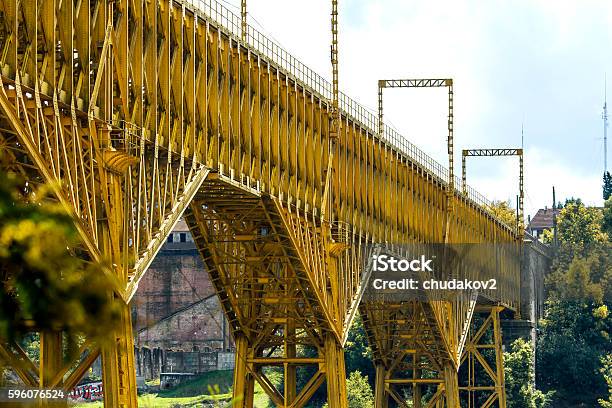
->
<box><xmin>183</xmin><ymin>0</ymin><xmax>507</xmax><ymax>223</ymax></box>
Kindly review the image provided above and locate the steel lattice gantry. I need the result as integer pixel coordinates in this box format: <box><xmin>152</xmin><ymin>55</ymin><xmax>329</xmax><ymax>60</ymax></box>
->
<box><xmin>0</xmin><ymin>0</ymin><xmax>520</xmax><ymax>407</ymax></box>
<box><xmin>462</xmin><ymin>148</ymin><xmax>525</xmax><ymax>235</ymax></box>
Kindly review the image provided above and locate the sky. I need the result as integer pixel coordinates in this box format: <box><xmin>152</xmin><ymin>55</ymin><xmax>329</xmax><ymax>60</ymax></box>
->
<box><xmin>217</xmin><ymin>0</ymin><xmax>612</xmax><ymax>219</ymax></box>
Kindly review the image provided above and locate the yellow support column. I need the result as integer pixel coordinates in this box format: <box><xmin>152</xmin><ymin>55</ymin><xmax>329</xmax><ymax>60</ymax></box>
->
<box><xmin>233</xmin><ymin>334</ymin><xmax>255</xmax><ymax>408</ymax></box>
<box><xmin>285</xmin><ymin>321</ymin><xmax>297</xmax><ymax>406</ymax></box>
<box><xmin>493</xmin><ymin>307</ymin><xmax>508</xmax><ymax>408</ymax></box>
<box><xmin>101</xmin><ymin>303</ymin><xmax>137</xmax><ymax>408</ymax></box>
<box><xmin>443</xmin><ymin>363</ymin><xmax>459</xmax><ymax>408</ymax></box>
<box><xmin>374</xmin><ymin>364</ymin><xmax>388</xmax><ymax>408</ymax></box>
<box><xmin>323</xmin><ymin>333</ymin><xmax>347</xmax><ymax>408</ymax></box>
<box><xmin>40</xmin><ymin>331</ymin><xmax>65</xmax><ymax>408</ymax></box>
<box><xmin>413</xmin><ymin>366</ymin><xmax>422</xmax><ymax>408</ymax></box>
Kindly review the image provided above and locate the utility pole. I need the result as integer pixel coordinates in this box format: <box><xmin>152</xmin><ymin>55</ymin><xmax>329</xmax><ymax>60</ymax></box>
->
<box><xmin>552</xmin><ymin>186</ymin><xmax>558</xmax><ymax>247</ymax></box>
<box><xmin>322</xmin><ymin>0</ymin><xmax>340</xmax><ymax>223</ymax></box>
<box><xmin>241</xmin><ymin>0</ymin><xmax>247</xmax><ymax>42</ymax></box>
<box><xmin>604</xmin><ymin>76</ymin><xmax>609</xmax><ymax>174</ymax></box>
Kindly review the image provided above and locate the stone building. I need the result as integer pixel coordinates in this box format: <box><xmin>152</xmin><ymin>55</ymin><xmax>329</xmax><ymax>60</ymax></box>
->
<box><xmin>130</xmin><ymin>220</ymin><xmax>234</xmax><ymax>379</ymax></box>
<box><xmin>132</xmin><ymin>219</ymin><xmax>232</xmax><ymax>352</ymax></box>
<box><xmin>527</xmin><ymin>207</ymin><xmax>560</xmax><ymax>240</ymax></box>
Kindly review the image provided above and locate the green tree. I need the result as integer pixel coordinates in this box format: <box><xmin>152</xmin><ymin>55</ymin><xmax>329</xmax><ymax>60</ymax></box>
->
<box><xmin>604</xmin><ymin>172</ymin><xmax>612</xmax><ymax>201</ymax></box>
<box><xmin>323</xmin><ymin>371</ymin><xmax>374</xmax><ymax>408</ymax></box>
<box><xmin>346</xmin><ymin>371</ymin><xmax>374</xmax><ymax>408</ymax></box>
<box><xmin>553</xmin><ymin>199</ymin><xmax>606</xmax><ymax>269</ymax></box>
<box><xmin>557</xmin><ymin>199</ymin><xmax>605</xmax><ymax>247</ymax></box>
<box><xmin>345</xmin><ymin>316</ymin><xmax>374</xmax><ymax>385</ymax></box>
<box><xmin>487</xmin><ymin>200</ymin><xmax>517</xmax><ymax>228</ymax></box>
<box><xmin>541</xmin><ymin>228</ymin><xmax>554</xmax><ymax>245</ymax></box>
<box><xmin>547</xmin><ymin>258</ymin><xmax>603</xmax><ymax>303</ymax></box>
<box><xmin>0</xmin><ymin>171</ymin><xmax>120</xmax><ymax>351</ymax></box>
<box><xmin>600</xmin><ymin>354</ymin><xmax>612</xmax><ymax>408</ymax></box>
<box><xmin>537</xmin><ymin>299</ymin><xmax>611</xmax><ymax>407</ymax></box>
<box><xmin>536</xmin><ymin>197</ymin><xmax>612</xmax><ymax>406</ymax></box>
<box><xmin>504</xmin><ymin>338</ymin><xmax>553</xmax><ymax>408</ymax></box>
<box><xmin>603</xmin><ymin>197</ymin><xmax>612</xmax><ymax>241</ymax></box>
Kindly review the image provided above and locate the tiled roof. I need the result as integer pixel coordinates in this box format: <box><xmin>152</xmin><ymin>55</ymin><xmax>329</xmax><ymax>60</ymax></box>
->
<box><xmin>528</xmin><ymin>208</ymin><xmax>560</xmax><ymax>230</ymax></box>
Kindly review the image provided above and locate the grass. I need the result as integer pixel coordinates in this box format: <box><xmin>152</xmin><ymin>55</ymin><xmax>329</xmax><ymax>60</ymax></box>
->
<box><xmin>71</xmin><ymin>369</ymin><xmax>281</xmax><ymax>407</ymax></box>
<box><xmin>159</xmin><ymin>370</ymin><xmax>233</xmax><ymax>397</ymax></box>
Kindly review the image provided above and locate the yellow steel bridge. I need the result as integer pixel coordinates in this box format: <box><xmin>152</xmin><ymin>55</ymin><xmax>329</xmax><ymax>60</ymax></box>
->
<box><xmin>0</xmin><ymin>0</ymin><xmax>521</xmax><ymax>406</ymax></box>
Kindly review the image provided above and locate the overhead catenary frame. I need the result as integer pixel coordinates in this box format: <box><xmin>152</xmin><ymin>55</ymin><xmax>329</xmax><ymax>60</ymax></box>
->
<box><xmin>462</xmin><ymin>148</ymin><xmax>524</xmax><ymax>234</ymax></box>
<box><xmin>378</xmin><ymin>78</ymin><xmax>455</xmax><ymax>241</ymax></box>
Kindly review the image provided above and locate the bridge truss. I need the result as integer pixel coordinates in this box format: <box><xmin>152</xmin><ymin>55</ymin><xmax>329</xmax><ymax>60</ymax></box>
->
<box><xmin>0</xmin><ymin>0</ymin><xmax>520</xmax><ymax>407</ymax></box>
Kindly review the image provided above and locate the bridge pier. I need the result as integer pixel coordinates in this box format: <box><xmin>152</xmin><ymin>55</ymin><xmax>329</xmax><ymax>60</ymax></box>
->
<box><xmin>374</xmin><ymin>364</ymin><xmax>388</xmax><ymax>408</ymax></box>
<box><xmin>443</xmin><ymin>363</ymin><xmax>460</xmax><ymax>408</ymax></box>
<box><xmin>101</xmin><ymin>303</ymin><xmax>138</xmax><ymax>408</ymax></box>
<box><xmin>40</xmin><ymin>332</ymin><xmax>65</xmax><ymax>408</ymax></box>
<box><xmin>323</xmin><ymin>333</ymin><xmax>348</xmax><ymax>408</ymax></box>
<box><xmin>232</xmin><ymin>335</ymin><xmax>255</xmax><ymax>408</ymax></box>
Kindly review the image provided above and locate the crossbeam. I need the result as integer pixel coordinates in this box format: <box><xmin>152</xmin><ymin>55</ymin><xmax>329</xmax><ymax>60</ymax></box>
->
<box><xmin>379</xmin><ymin>79</ymin><xmax>452</xmax><ymax>88</ymax></box>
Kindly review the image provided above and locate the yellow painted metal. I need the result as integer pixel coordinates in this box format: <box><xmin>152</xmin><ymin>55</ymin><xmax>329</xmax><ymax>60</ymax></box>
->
<box><xmin>241</xmin><ymin>0</ymin><xmax>247</xmax><ymax>42</ymax></box>
<box><xmin>444</xmin><ymin>363</ymin><xmax>460</xmax><ymax>408</ymax></box>
<box><xmin>0</xmin><ymin>0</ymin><xmax>520</xmax><ymax>406</ymax></box>
<box><xmin>378</xmin><ymin>78</ymin><xmax>455</xmax><ymax>244</ymax></box>
<box><xmin>462</xmin><ymin>148</ymin><xmax>525</xmax><ymax>235</ymax></box>
<box><xmin>39</xmin><ymin>332</ymin><xmax>65</xmax><ymax>408</ymax></box>
<box><xmin>459</xmin><ymin>307</ymin><xmax>507</xmax><ymax>408</ymax></box>
<box><xmin>370</xmin><ymin>78</ymin><xmax>517</xmax><ymax>407</ymax></box>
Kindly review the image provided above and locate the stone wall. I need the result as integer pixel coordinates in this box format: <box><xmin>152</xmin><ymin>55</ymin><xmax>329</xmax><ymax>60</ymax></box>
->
<box><xmin>132</xmin><ymin>225</ymin><xmax>232</xmax><ymax>352</ymax></box>
<box><xmin>135</xmin><ymin>347</ymin><xmax>235</xmax><ymax>380</ymax></box>
<box><xmin>137</xmin><ymin>294</ymin><xmax>229</xmax><ymax>351</ymax></box>
<box><xmin>501</xmin><ymin>234</ymin><xmax>552</xmax><ymax>347</ymax></box>
<box><xmin>132</xmin><ymin>244</ymin><xmax>216</xmax><ymax>333</ymax></box>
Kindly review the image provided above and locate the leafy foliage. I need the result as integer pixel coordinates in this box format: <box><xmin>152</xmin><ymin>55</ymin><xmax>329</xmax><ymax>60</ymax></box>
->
<box><xmin>346</xmin><ymin>371</ymin><xmax>374</xmax><ymax>408</ymax></box>
<box><xmin>540</xmin><ymin>228</ymin><xmax>554</xmax><ymax>245</ymax></box>
<box><xmin>321</xmin><ymin>371</ymin><xmax>374</xmax><ymax>408</ymax></box>
<box><xmin>302</xmin><ymin>316</ymin><xmax>375</xmax><ymax>407</ymax></box>
<box><xmin>604</xmin><ymin>172</ymin><xmax>612</xmax><ymax>201</ymax></box>
<box><xmin>600</xmin><ymin>354</ymin><xmax>612</xmax><ymax>408</ymax></box>
<box><xmin>344</xmin><ymin>316</ymin><xmax>374</xmax><ymax>384</ymax></box>
<box><xmin>603</xmin><ymin>197</ymin><xmax>612</xmax><ymax>241</ymax></box>
<box><xmin>557</xmin><ymin>199</ymin><xmax>606</xmax><ymax>248</ymax></box>
<box><xmin>0</xmin><ymin>172</ymin><xmax>120</xmax><ymax>349</ymax></box>
<box><xmin>537</xmin><ymin>298</ymin><xmax>611</xmax><ymax>406</ymax></box>
<box><xmin>505</xmin><ymin>338</ymin><xmax>554</xmax><ymax>408</ymax></box>
<box><xmin>552</xmin><ymin>199</ymin><xmax>607</xmax><ymax>270</ymax></box>
<box><xmin>535</xmin><ymin>196</ymin><xmax>612</xmax><ymax>407</ymax></box>
<box><xmin>487</xmin><ymin>200</ymin><xmax>517</xmax><ymax>228</ymax></box>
